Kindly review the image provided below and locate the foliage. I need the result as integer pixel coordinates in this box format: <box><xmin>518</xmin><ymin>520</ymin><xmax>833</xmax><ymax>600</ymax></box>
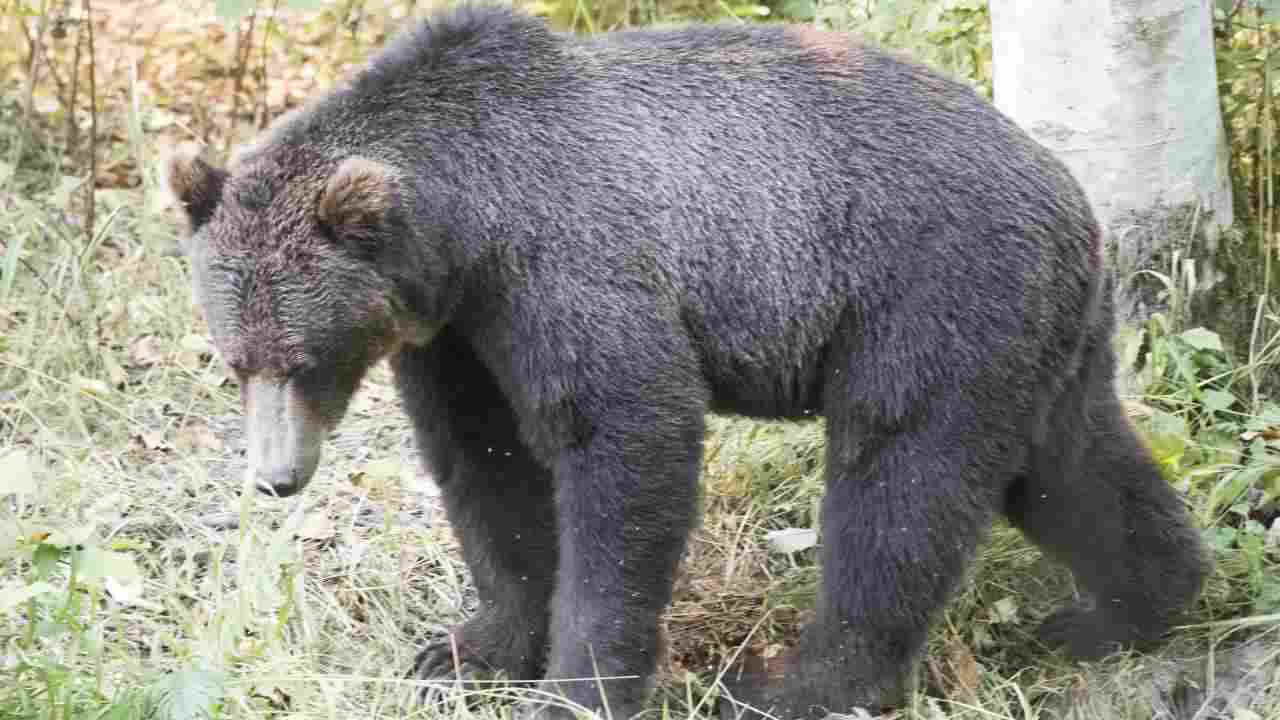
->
<box><xmin>1214</xmin><ymin>2</ymin><xmax>1280</xmax><ymax>310</ymax></box>
<box><xmin>1</xmin><ymin>1</ymin><xmax>1279</xmax><ymax>719</ymax></box>
<box><xmin>1220</xmin><ymin>0</ymin><xmax>1280</xmax><ymax>23</ymax></box>
<box><xmin>151</xmin><ymin>668</ymin><xmax>226</xmax><ymax>720</ymax></box>
<box><xmin>806</xmin><ymin>0</ymin><xmax>991</xmax><ymax>95</ymax></box>
<box><xmin>1125</xmin><ymin>321</ymin><xmax>1280</xmax><ymax>617</ymax></box>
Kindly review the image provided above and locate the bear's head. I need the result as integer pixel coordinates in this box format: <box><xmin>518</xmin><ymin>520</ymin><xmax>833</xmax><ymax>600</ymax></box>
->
<box><xmin>165</xmin><ymin>144</ymin><xmax>439</xmax><ymax>497</ymax></box>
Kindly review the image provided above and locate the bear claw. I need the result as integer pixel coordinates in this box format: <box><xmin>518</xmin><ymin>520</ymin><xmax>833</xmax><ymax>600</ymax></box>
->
<box><xmin>1035</xmin><ymin>605</ymin><xmax>1136</xmax><ymax>662</ymax></box>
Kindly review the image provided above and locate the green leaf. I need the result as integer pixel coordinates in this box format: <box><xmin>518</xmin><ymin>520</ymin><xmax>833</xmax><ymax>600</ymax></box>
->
<box><xmin>1259</xmin><ymin>0</ymin><xmax>1280</xmax><ymax>22</ymax></box>
<box><xmin>1255</xmin><ymin>578</ymin><xmax>1280</xmax><ymax>613</ymax></box>
<box><xmin>992</xmin><ymin>596</ymin><xmax>1019</xmax><ymax>623</ymax></box>
<box><xmin>1199</xmin><ymin>429</ymin><xmax>1244</xmax><ymax>463</ymax></box>
<box><xmin>1144</xmin><ymin>411</ymin><xmax>1187</xmax><ymax>472</ymax></box>
<box><xmin>0</xmin><ymin>228</ymin><xmax>23</xmax><ymax>302</ymax></box>
<box><xmin>74</xmin><ymin>546</ymin><xmax>141</xmax><ymax>583</ymax></box>
<box><xmin>101</xmin><ymin>693</ymin><xmax>150</xmax><ymax>720</ymax></box>
<box><xmin>1207</xmin><ymin>526</ymin><xmax>1237</xmax><ymax>552</ymax></box>
<box><xmin>1150</xmin><ymin>409</ymin><xmax>1188</xmax><ymax>438</ymax></box>
<box><xmin>151</xmin><ymin>668</ymin><xmax>226</xmax><ymax>720</ymax></box>
<box><xmin>0</xmin><ymin>450</ymin><xmax>37</xmax><ymax>495</ymax></box>
<box><xmin>1116</xmin><ymin>325</ymin><xmax>1145</xmax><ymax>372</ymax></box>
<box><xmin>31</xmin><ymin>543</ymin><xmax>63</xmax><ymax>580</ymax></box>
<box><xmin>1180</xmin><ymin>327</ymin><xmax>1224</xmax><ymax>352</ymax></box>
<box><xmin>215</xmin><ymin>0</ymin><xmax>257</xmax><ymax>20</ymax></box>
<box><xmin>74</xmin><ymin>546</ymin><xmax>151</xmax><ymax>606</ymax></box>
<box><xmin>1214</xmin><ymin>465</ymin><xmax>1266</xmax><ymax>513</ymax></box>
<box><xmin>0</xmin><ymin>581</ymin><xmax>55</xmax><ymax>612</ymax></box>
<box><xmin>283</xmin><ymin>0</ymin><xmax>327</xmax><ymax>9</ymax></box>
<box><xmin>780</xmin><ymin>0</ymin><xmax>816</xmax><ymax>20</ymax></box>
<box><xmin>1261</xmin><ymin>465</ymin><xmax>1280</xmax><ymax>502</ymax></box>
<box><xmin>1260</xmin><ymin>403</ymin><xmax>1280</xmax><ymax>426</ymax></box>
<box><xmin>1203</xmin><ymin>389</ymin><xmax>1237</xmax><ymax>414</ymax></box>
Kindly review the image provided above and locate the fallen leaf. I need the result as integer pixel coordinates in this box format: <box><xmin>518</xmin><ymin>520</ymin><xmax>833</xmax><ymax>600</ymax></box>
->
<box><xmin>296</xmin><ymin>511</ymin><xmax>335</xmax><ymax>542</ymax></box>
<box><xmin>765</xmin><ymin>528</ymin><xmax>818</xmax><ymax>555</ymax></box>
<box><xmin>104</xmin><ymin>354</ymin><xmax>129</xmax><ymax>388</ymax></box>
<box><xmin>128</xmin><ymin>335</ymin><xmax>166</xmax><ymax>367</ymax></box>
<box><xmin>1123</xmin><ymin>400</ymin><xmax>1154</xmax><ymax>419</ymax></box>
<box><xmin>946</xmin><ymin>639</ymin><xmax>981</xmax><ymax>703</ymax></box>
<box><xmin>176</xmin><ymin>333</ymin><xmax>214</xmax><ymax>368</ymax></box>
<box><xmin>105</xmin><ymin>575</ymin><xmax>161</xmax><ymax>610</ymax></box>
<box><xmin>991</xmin><ymin>596</ymin><xmax>1019</xmax><ymax>624</ymax></box>
<box><xmin>73</xmin><ymin>375</ymin><xmax>112</xmax><ymax>398</ymax></box>
<box><xmin>175</xmin><ymin>424</ymin><xmax>224</xmax><ymax>453</ymax></box>
<box><xmin>181</xmin><ymin>333</ymin><xmax>213</xmax><ymax>354</ymax></box>
<box><xmin>133</xmin><ymin>430</ymin><xmax>169</xmax><ymax>451</ymax></box>
<box><xmin>251</xmin><ymin>682</ymin><xmax>291</xmax><ymax>710</ymax></box>
<box><xmin>0</xmin><ymin>450</ymin><xmax>38</xmax><ymax>495</ymax></box>
<box><xmin>350</xmin><ymin>458</ymin><xmax>406</xmax><ymax>499</ymax></box>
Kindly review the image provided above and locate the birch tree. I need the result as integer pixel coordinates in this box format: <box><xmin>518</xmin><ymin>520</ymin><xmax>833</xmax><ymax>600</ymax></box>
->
<box><xmin>989</xmin><ymin>0</ymin><xmax>1233</xmax><ymax>333</ymax></box>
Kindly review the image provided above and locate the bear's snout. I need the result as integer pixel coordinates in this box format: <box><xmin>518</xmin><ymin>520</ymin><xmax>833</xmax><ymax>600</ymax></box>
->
<box><xmin>242</xmin><ymin>375</ymin><xmax>326</xmax><ymax>498</ymax></box>
<box><xmin>254</xmin><ymin>465</ymin><xmax>307</xmax><ymax>497</ymax></box>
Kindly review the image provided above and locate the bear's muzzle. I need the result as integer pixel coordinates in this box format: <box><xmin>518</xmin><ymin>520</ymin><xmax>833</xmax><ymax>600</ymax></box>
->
<box><xmin>242</xmin><ymin>375</ymin><xmax>324</xmax><ymax>497</ymax></box>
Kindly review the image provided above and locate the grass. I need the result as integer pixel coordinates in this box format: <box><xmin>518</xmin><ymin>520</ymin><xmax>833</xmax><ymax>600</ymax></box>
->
<box><xmin>2</xmin><ymin>2</ymin><xmax>1280</xmax><ymax>718</ymax></box>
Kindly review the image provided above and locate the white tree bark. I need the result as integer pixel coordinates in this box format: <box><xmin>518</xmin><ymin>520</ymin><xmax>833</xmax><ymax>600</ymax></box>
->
<box><xmin>989</xmin><ymin>0</ymin><xmax>1232</xmax><ymax>329</ymax></box>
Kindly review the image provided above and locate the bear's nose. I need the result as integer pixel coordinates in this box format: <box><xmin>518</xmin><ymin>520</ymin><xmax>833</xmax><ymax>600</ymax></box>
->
<box><xmin>256</xmin><ymin>467</ymin><xmax>303</xmax><ymax>497</ymax></box>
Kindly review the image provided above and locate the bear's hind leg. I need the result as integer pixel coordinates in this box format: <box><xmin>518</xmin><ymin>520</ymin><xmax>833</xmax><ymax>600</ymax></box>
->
<box><xmin>1006</xmin><ymin>354</ymin><xmax>1210</xmax><ymax>659</ymax></box>
<box><xmin>723</xmin><ymin>398</ymin><xmax>1008</xmax><ymax>719</ymax></box>
<box><xmin>392</xmin><ymin>331</ymin><xmax>558</xmax><ymax>687</ymax></box>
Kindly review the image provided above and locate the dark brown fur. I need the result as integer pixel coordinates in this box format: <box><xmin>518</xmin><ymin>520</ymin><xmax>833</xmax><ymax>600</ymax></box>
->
<box><xmin>167</xmin><ymin>8</ymin><xmax>1210</xmax><ymax>719</ymax></box>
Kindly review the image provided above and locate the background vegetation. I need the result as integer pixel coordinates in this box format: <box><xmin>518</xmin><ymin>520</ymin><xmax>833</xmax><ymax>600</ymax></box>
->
<box><xmin>0</xmin><ymin>0</ymin><xmax>1278</xmax><ymax>718</ymax></box>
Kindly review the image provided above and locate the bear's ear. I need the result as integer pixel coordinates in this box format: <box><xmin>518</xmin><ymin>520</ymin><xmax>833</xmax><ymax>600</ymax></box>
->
<box><xmin>316</xmin><ymin>157</ymin><xmax>400</xmax><ymax>253</ymax></box>
<box><xmin>164</xmin><ymin>143</ymin><xmax>227</xmax><ymax>233</ymax></box>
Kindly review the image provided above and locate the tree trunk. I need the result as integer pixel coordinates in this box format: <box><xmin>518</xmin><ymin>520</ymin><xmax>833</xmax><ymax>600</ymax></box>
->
<box><xmin>989</xmin><ymin>0</ymin><xmax>1233</xmax><ymax>340</ymax></box>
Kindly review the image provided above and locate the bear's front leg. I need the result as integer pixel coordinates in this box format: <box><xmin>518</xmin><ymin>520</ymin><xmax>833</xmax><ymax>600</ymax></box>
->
<box><xmin>392</xmin><ymin>336</ymin><xmax>559</xmax><ymax>694</ymax></box>
<box><xmin>534</xmin><ymin>400</ymin><xmax>706</xmax><ymax>719</ymax></box>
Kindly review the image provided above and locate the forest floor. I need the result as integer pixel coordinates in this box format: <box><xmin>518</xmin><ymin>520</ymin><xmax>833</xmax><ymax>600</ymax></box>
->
<box><xmin>2</xmin><ymin>2</ymin><xmax>1280</xmax><ymax>719</ymax></box>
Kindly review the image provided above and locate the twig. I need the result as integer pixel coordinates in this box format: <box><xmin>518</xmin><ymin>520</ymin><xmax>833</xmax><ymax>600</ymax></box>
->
<box><xmin>81</xmin><ymin>0</ymin><xmax>97</xmax><ymax>242</ymax></box>
<box><xmin>225</xmin><ymin>5</ymin><xmax>260</xmax><ymax>157</ymax></box>
<box><xmin>65</xmin><ymin>4</ymin><xmax>83</xmax><ymax>160</ymax></box>
<box><xmin>256</xmin><ymin>0</ymin><xmax>282</xmax><ymax>130</ymax></box>
<box><xmin>1249</xmin><ymin>293</ymin><xmax>1266</xmax><ymax>414</ymax></box>
<box><xmin>17</xmin><ymin>0</ymin><xmax>52</xmax><ymax>168</ymax></box>
<box><xmin>16</xmin><ymin>257</ymin><xmax>55</xmax><ymax>296</ymax></box>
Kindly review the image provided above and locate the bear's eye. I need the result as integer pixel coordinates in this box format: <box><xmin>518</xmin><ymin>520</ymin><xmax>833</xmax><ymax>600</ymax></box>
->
<box><xmin>224</xmin><ymin>358</ymin><xmax>249</xmax><ymax>379</ymax></box>
<box><xmin>284</xmin><ymin>355</ymin><xmax>317</xmax><ymax>380</ymax></box>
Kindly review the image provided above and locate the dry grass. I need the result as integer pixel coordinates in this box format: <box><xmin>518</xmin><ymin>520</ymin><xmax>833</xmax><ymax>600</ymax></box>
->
<box><xmin>2</xmin><ymin>2</ymin><xmax>1280</xmax><ymax>719</ymax></box>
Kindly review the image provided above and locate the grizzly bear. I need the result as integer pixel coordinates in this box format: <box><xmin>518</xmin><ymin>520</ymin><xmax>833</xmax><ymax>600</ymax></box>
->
<box><xmin>165</xmin><ymin>7</ymin><xmax>1210</xmax><ymax>719</ymax></box>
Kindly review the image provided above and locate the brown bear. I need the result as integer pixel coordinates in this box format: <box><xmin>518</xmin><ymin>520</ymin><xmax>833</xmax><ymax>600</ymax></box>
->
<box><xmin>165</xmin><ymin>6</ymin><xmax>1210</xmax><ymax>719</ymax></box>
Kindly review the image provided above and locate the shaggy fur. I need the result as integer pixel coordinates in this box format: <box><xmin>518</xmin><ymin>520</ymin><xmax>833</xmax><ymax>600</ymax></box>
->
<box><xmin>167</xmin><ymin>8</ymin><xmax>1210</xmax><ymax>719</ymax></box>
